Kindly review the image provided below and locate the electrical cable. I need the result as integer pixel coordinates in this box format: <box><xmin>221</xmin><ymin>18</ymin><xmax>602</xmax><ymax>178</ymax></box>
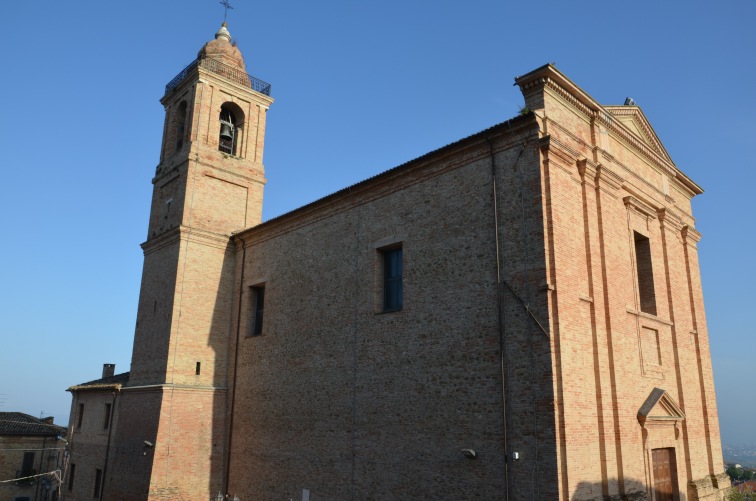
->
<box><xmin>0</xmin><ymin>469</ymin><xmax>61</xmax><ymax>484</ymax></box>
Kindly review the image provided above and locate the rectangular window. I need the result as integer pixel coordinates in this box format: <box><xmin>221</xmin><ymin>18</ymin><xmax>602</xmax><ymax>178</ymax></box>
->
<box><xmin>103</xmin><ymin>403</ymin><xmax>112</xmax><ymax>430</ymax></box>
<box><xmin>248</xmin><ymin>286</ymin><xmax>265</xmax><ymax>336</ymax></box>
<box><xmin>94</xmin><ymin>468</ymin><xmax>103</xmax><ymax>498</ymax></box>
<box><xmin>382</xmin><ymin>247</ymin><xmax>403</xmax><ymax>312</ymax></box>
<box><xmin>20</xmin><ymin>451</ymin><xmax>35</xmax><ymax>477</ymax></box>
<box><xmin>68</xmin><ymin>463</ymin><xmax>76</xmax><ymax>491</ymax></box>
<box><xmin>76</xmin><ymin>403</ymin><xmax>84</xmax><ymax>430</ymax></box>
<box><xmin>634</xmin><ymin>232</ymin><xmax>657</xmax><ymax>315</ymax></box>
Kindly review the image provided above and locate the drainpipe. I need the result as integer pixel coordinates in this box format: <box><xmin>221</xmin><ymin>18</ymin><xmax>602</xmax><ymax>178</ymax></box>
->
<box><xmin>486</xmin><ymin>135</ymin><xmax>510</xmax><ymax>501</ymax></box>
<box><xmin>100</xmin><ymin>391</ymin><xmax>118</xmax><ymax>499</ymax></box>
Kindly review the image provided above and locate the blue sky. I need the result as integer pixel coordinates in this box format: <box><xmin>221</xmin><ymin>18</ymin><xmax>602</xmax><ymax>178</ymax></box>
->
<box><xmin>0</xmin><ymin>1</ymin><xmax>753</xmax><ymax>445</ymax></box>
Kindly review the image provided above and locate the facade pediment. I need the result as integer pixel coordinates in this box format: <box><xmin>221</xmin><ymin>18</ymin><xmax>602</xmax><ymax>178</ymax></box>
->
<box><xmin>637</xmin><ymin>387</ymin><xmax>685</xmax><ymax>425</ymax></box>
<box><xmin>605</xmin><ymin>105</ymin><xmax>674</xmax><ymax>165</ymax></box>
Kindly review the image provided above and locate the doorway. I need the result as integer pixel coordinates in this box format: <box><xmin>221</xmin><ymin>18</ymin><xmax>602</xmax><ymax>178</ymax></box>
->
<box><xmin>652</xmin><ymin>447</ymin><xmax>680</xmax><ymax>501</ymax></box>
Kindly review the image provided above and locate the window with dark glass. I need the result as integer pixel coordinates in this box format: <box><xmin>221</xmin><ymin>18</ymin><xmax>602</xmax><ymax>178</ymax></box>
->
<box><xmin>103</xmin><ymin>403</ymin><xmax>112</xmax><ymax>430</ymax></box>
<box><xmin>76</xmin><ymin>403</ymin><xmax>84</xmax><ymax>430</ymax></box>
<box><xmin>175</xmin><ymin>101</ymin><xmax>187</xmax><ymax>152</ymax></box>
<box><xmin>634</xmin><ymin>232</ymin><xmax>657</xmax><ymax>315</ymax></box>
<box><xmin>20</xmin><ymin>451</ymin><xmax>34</xmax><ymax>477</ymax></box>
<box><xmin>94</xmin><ymin>468</ymin><xmax>102</xmax><ymax>498</ymax></box>
<box><xmin>68</xmin><ymin>463</ymin><xmax>76</xmax><ymax>491</ymax></box>
<box><xmin>249</xmin><ymin>286</ymin><xmax>265</xmax><ymax>336</ymax></box>
<box><xmin>382</xmin><ymin>247</ymin><xmax>403</xmax><ymax>311</ymax></box>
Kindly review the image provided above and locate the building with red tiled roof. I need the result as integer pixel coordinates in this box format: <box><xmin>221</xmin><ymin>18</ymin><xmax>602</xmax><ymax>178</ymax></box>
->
<box><xmin>61</xmin><ymin>364</ymin><xmax>128</xmax><ymax>500</ymax></box>
<box><xmin>0</xmin><ymin>412</ymin><xmax>66</xmax><ymax>500</ymax></box>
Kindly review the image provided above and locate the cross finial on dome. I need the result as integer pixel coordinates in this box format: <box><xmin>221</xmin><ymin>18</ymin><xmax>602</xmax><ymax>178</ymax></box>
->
<box><xmin>220</xmin><ymin>0</ymin><xmax>234</xmax><ymax>22</ymax></box>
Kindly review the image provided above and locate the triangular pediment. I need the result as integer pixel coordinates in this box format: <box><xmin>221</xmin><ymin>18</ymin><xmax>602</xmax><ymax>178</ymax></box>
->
<box><xmin>637</xmin><ymin>387</ymin><xmax>685</xmax><ymax>425</ymax></box>
<box><xmin>605</xmin><ymin>106</ymin><xmax>674</xmax><ymax>165</ymax></box>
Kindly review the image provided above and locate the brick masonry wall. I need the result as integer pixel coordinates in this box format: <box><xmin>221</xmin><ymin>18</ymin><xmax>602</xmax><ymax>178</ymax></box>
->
<box><xmin>523</xmin><ymin>67</ymin><xmax>728</xmax><ymax>500</ymax></box>
<box><xmin>107</xmin><ymin>42</ymin><xmax>272</xmax><ymax>501</ymax></box>
<box><xmin>110</xmin><ymin>55</ymin><xmax>728</xmax><ymax>500</ymax></box>
<box><xmin>0</xmin><ymin>435</ymin><xmax>62</xmax><ymax>500</ymax></box>
<box><xmin>222</xmin><ymin>66</ymin><xmax>728</xmax><ymax>500</ymax></box>
<box><xmin>62</xmin><ymin>390</ymin><xmax>118</xmax><ymax>500</ymax></box>
<box><xmin>227</xmin><ymin>117</ymin><xmax>556</xmax><ymax>500</ymax></box>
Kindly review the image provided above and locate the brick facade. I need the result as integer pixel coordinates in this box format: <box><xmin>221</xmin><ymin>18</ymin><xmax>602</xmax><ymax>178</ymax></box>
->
<box><xmin>62</xmin><ymin>365</ymin><xmax>125</xmax><ymax>500</ymax></box>
<box><xmin>80</xmin><ymin>23</ymin><xmax>729</xmax><ymax>501</ymax></box>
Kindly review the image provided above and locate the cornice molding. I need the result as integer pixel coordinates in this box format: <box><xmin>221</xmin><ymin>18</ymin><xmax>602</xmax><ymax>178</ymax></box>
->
<box><xmin>142</xmin><ymin>225</ymin><xmax>232</xmax><ymax>254</ymax></box>
<box><xmin>197</xmin><ymin>66</ymin><xmax>274</xmax><ymax>106</ymax></box>
<box><xmin>142</xmin><ymin>227</ymin><xmax>181</xmax><ymax>254</ymax></box>
<box><xmin>603</xmin><ymin>106</ymin><xmax>670</xmax><ymax>161</ymax></box>
<box><xmin>542</xmin><ymin>78</ymin><xmax>594</xmax><ymax>118</ymax></box>
<box><xmin>596</xmin><ymin>164</ymin><xmax>623</xmax><ymax>191</ymax></box>
<box><xmin>515</xmin><ymin>64</ymin><xmax>703</xmax><ymax>198</ymax></box>
<box><xmin>624</xmin><ymin>196</ymin><xmax>657</xmax><ymax>219</ymax></box>
<box><xmin>539</xmin><ymin>134</ymin><xmax>578</xmax><ymax>167</ymax></box>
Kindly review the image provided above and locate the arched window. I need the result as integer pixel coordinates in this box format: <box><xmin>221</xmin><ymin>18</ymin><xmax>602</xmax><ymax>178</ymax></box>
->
<box><xmin>175</xmin><ymin>101</ymin><xmax>188</xmax><ymax>152</ymax></box>
<box><xmin>219</xmin><ymin>105</ymin><xmax>240</xmax><ymax>155</ymax></box>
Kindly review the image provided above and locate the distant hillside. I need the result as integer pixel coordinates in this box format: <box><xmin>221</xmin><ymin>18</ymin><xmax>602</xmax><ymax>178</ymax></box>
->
<box><xmin>724</xmin><ymin>443</ymin><xmax>756</xmax><ymax>468</ymax></box>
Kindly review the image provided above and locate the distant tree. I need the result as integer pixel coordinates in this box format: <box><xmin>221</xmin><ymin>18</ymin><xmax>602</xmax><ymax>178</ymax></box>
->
<box><xmin>729</xmin><ymin>488</ymin><xmax>756</xmax><ymax>501</ymax></box>
<box><xmin>729</xmin><ymin>466</ymin><xmax>743</xmax><ymax>481</ymax></box>
<box><xmin>728</xmin><ymin>466</ymin><xmax>755</xmax><ymax>483</ymax></box>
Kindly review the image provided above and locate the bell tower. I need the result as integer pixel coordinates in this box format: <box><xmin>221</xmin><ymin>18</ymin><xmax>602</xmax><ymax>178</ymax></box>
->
<box><xmin>107</xmin><ymin>23</ymin><xmax>273</xmax><ymax>500</ymax></box>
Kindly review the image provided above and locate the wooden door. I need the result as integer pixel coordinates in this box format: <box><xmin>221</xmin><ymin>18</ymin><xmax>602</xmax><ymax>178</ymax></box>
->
<box><xmin>652</xmin><ymin>448</ymin><xmax>679</xmax><ymax>501</ymax></box>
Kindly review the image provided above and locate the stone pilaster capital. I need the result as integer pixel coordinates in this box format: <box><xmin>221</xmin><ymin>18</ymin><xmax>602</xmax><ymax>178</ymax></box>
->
<box><xmin>681</xmin><ymin>225</ymin><xmax>702</xmax><ymax>245</ymax></box>
<box><xmin>657</xmin><ymin>207</ymin><xmax>684</xmax><ymax>231</ymax></box>
<box><xmin>576</xmin><ymin>156</ymin><xmax>597</xmax><ymax>182</ymax></box>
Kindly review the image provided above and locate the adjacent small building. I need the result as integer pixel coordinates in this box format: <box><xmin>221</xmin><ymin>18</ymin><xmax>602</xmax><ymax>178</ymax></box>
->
<box><xmin>0</xmin><ymin>412</ymin><xmax>66</xmax><ymax>501</ymax></box>
<box><xmin>63</xmin><ymin>364</ymin><xmax>128</xmax><ymax>500</ymax></box>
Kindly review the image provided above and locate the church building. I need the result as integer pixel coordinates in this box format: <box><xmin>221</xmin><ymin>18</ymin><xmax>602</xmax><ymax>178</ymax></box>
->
<box><xmin>63</xmin><ymin>22</ymin><xmax>730</xmax><ymax>501</ymax></box>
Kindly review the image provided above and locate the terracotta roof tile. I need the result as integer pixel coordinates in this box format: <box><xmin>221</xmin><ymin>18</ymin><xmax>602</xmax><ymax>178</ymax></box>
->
<box><xmin>0</xmin><ymin>412</ymin><xmax>66</xmax><ymax>436</ymax></box>
<box><xmin>67</xmin><ymin>372</ymin><xmax>130</xmax><ymax>391</ymax></box>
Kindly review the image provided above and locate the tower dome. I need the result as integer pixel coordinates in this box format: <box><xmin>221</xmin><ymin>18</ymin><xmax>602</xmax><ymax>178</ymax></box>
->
<box><xmin>197</xmin><ymin>22</ymin><xmax>246</xmax><ymax>70</ymax></box>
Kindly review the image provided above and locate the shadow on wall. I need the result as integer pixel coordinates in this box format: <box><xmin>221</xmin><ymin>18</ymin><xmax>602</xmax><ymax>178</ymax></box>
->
<box><xmin>571</xmin><ymin>479</ymin><xmax>651</xmax><ymax>501</ymax></box>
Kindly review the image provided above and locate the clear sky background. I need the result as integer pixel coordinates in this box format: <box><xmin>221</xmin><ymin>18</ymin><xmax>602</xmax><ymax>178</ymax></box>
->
<box><xmin>0</xmin><ymin>1</ymin><xmax>753</xmax><ymax>445</ymax></box>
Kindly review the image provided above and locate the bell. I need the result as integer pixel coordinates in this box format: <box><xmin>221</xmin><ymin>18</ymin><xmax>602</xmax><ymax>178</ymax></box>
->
<box><xmin>219</xmin><ymin>123</ymin><xmax>234</xmax><ymax>141</ymax></box>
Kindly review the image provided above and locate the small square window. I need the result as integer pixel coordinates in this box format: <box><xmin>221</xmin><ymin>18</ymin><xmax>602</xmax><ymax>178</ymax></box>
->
<box><xmin>382</xmin><ymin>247</ymin><xmax>403</xmax><ymax>312</ymax></box>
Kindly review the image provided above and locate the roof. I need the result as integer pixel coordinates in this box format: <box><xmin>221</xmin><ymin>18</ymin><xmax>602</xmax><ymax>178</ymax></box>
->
<box><xmin>0</xmin><ymin>412</ymin><xmax>66</xmax><ymax>436</ymax></box>
<box><xmin>736</xmin><ymin>480</ymin><xmax>756</xmax><ymax>492</ymax></box>
<box><xmin>67</xmin><ymin>371</ymin><xmax>130</xmax><ymax>392</ymax></box>
<box><xmin>233</xmin><ymin>113</ymin><xmax>535</xmax><ymax>240</ymax></box>
<box><xmin>515</xmin><ymin>64</ymin><xmax>703</xmax><ymax>196</ymax></box>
